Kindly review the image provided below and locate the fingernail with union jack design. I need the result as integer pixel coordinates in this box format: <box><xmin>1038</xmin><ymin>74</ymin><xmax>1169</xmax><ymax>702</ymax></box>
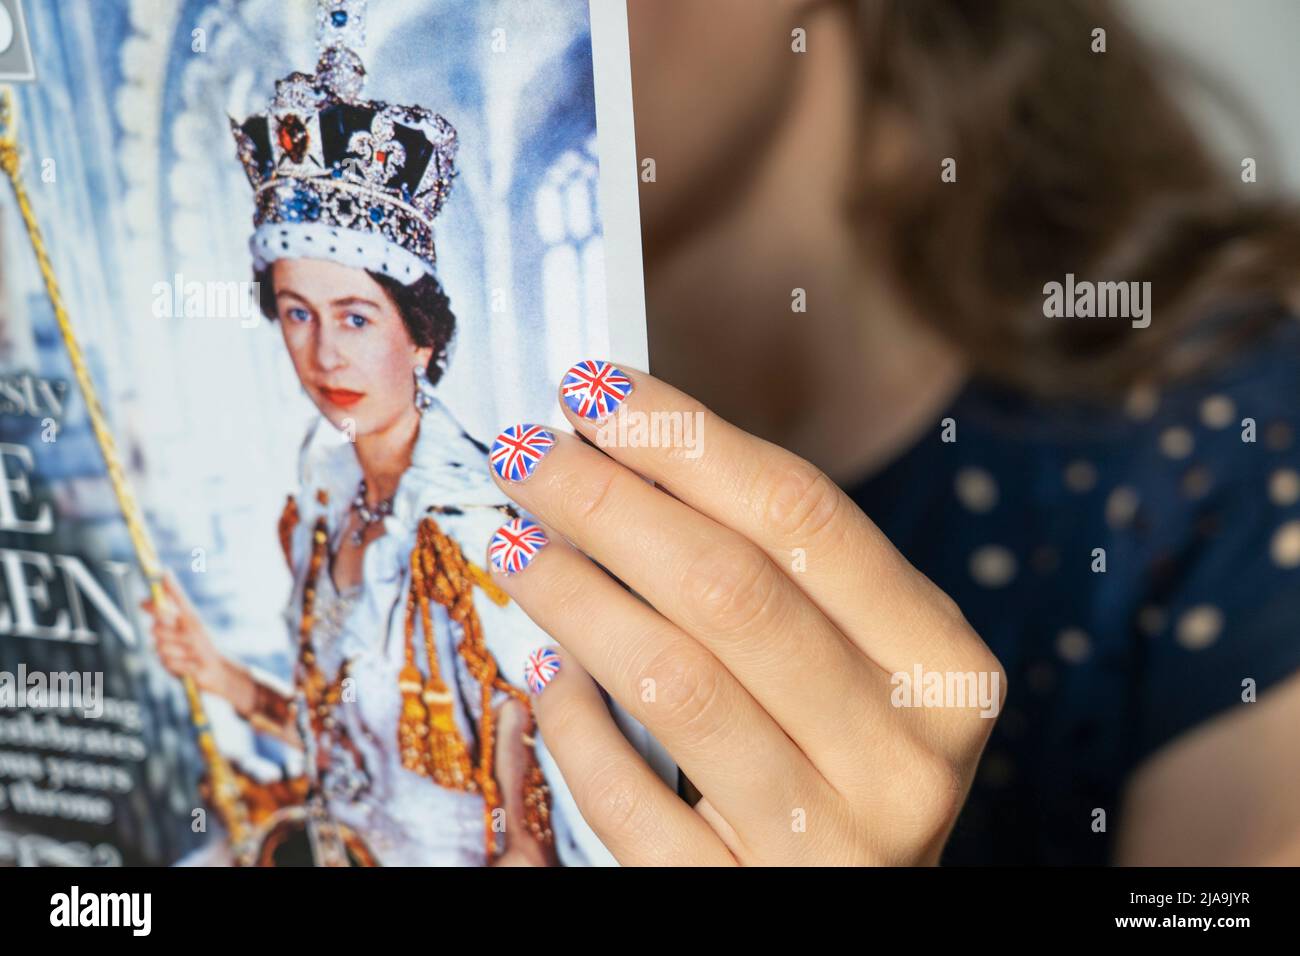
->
<box><xmin>490</xmin><ymin>424</ymin><xmax>555</xmax><ymax>482</ymax></box>
<box><xmin>489</xmin><ymin>517</ymin><xmax>549</xmax><ymax>575</ymax></box>
<box><xmin>525</xmin><ymin>646</ymin><xmax>562</xmax><ymax>695</ymax></box>
<box><xmin>560</xmin><ymin>359</ymin><xmax>634</xmax><ymax>422</ymax></box>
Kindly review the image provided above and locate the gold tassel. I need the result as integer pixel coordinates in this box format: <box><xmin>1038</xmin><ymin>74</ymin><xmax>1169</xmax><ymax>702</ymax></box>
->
<box><xmin>395</xmin><ymin>513</ymin><xmax>556</xmax><ymax>859</ymax></box>
<box><xmin>397</xmin><ymin>523</ymin><xmax>433</xmax><ymax>775</ymax></box>
<box><xmin>406</xmin><ymin>521</ymin><xmax>476</xmax><ymax>790</ymax></box>
<box><xmin>466</xmin><ymin>560</ymin><xmax>510</xmax><ymax>606</ymax></box>
<box><xmin>423</xmin><ymin>519</ymin><xmax>507</xmax><ymax>856</ymax></box>
<box><xmin>396</xmin><ymin>661</ymin><xmax>429</xmax><ymax>775</ymax></box>
<box><xmin>278</xmin><ymin>494</ymin><xmax>299</xmax><ymax>571</ymax></box>
<box><xmin>522</xmin><ymin>763</ymin><xmax>554</xmax><ymax>848</ymax></box>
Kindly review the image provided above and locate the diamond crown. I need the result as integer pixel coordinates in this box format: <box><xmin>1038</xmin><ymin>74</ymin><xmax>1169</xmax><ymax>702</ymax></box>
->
<box><xmin>230</xmin><ymin>40</ymin><xmax>458</xmax><ymax>273</ymax></box>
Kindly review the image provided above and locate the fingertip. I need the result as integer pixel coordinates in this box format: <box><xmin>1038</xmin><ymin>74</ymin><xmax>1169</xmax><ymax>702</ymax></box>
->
<box><xmin>523</xmin><ymin>643</ymin><xmax>565</xmax><ymax>699</ymax></box>
<box><xmin>488</xmin><ymin>423</ymin><xmax>557</xmax><ymax>484</ymax></box>
<box><xmin>486</xmin><ymin>515</ymin><xmax>551</xmax><ymax>578</ymax></box>
<box><xmin>528</xmin><ymin>645</ymin><xmax>603</xmax><ymax>729</ymax></box>
<box><xmin>556</xmin><ymin>359</ymin><xmax>637</xmax><ymax>425</ymax></box>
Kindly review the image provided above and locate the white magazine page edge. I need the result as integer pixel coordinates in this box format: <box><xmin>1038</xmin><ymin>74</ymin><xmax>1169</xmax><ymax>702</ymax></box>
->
<box><xmin>589</xmin><ymin>0</ymin><xmax>678</xmax><ymax>794</ymax></box>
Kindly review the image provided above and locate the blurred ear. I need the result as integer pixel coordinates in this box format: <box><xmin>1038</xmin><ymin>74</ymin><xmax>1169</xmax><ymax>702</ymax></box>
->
<box><xmin>414</xmin><ymin>346</ymin><xmax>434</xmax><ymax>372</ymax></box>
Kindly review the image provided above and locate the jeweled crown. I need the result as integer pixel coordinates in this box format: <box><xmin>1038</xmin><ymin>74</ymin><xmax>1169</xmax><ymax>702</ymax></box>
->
<box><xmin>230</xmin><ymin>4</ymin><xmax>457</xmax><ymax>283</ymax></box>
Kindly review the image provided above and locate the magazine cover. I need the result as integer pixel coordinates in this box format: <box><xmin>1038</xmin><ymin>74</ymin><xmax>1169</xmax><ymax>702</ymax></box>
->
<box><xmin>0</xmin><ymin>0</ymin><xmax>668</xmax><ymax>866</ymax></box>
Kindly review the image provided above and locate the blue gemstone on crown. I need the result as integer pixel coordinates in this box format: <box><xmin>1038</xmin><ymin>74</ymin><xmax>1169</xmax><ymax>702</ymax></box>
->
<box><xmin>368</xmin><ymin>206</ymin><xmax>384</xmax><ymax>223</ymax></box>
<box><xmin>281</xmin><ymin>186</ymin><xmax>322</xmax><ymax>222</ymax></box>
<box><xmin>331</xmin><ymin>10</ymin><xmax>348</xmax><ymax>27</ymax></box>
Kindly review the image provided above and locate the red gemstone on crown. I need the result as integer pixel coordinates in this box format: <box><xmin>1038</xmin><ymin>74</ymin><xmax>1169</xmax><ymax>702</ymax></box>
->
<box><xmin>277</xmin><ymin>114</ymin><xmax>310</xmax><ymax>164</ymax></box>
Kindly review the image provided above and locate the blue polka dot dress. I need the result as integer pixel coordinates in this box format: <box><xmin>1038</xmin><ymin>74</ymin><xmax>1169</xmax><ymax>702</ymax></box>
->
<box><xmin>842</xmin><ymin>308</ymin><xmax>1300</xmax><ymax>864</ymax></box>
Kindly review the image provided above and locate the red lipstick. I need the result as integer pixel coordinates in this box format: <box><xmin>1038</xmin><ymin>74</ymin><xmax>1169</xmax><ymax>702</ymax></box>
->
<box><xmin>320</xmin><ymin>387</ymin><xmax>365</xmax><ymax>409</ymax></box>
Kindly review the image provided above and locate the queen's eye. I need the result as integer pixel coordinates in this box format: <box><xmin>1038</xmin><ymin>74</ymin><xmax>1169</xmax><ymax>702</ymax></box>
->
<box><xmin>286</xmin><ymin>307</ymin><xmax>312</xmax><ymax>324</ymax></box>
<box><xmin>346</xmin><ymin>313</ymin><xmax>370</xmax><ymax>329</ymax></box>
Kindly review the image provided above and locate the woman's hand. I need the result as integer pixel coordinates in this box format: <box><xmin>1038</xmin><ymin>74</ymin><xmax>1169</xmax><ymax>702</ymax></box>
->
<box><xmin>489</xmin><ymin>698</ymin><xmax>557</xmax><ymax>867</ymax></box>
<box><xmin>485</xmin><ymin>362</ymin><xmax>1006</xmax><ymax>865</ymax></box>
<box><xmin>140</xmin><ymin>570</ymin><xmax>237</xmax><ymax>700</ymax></box>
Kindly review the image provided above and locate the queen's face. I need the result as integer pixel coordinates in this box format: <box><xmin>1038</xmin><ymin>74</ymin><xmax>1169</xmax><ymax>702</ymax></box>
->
<box><xmin>271</xmin><ymin>257</ymin><xmax>433</xmax><ymax>437</ymax></box>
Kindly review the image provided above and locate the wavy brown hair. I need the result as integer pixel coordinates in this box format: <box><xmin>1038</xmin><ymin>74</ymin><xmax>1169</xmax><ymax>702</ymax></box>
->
<box><xmin>848</xmin><ymin>0</ymin><xmax>1300</xmax><ymax>397</ymax></box>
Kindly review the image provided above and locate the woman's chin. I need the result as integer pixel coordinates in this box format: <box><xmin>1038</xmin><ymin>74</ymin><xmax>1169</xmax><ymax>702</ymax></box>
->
<box><xmin>317</xmin><ymin>406</ymin><xmax>371</xmax><ymax>437</ymax></box>
<box><xmin>317</xmin><ymin>405</ymin><xmax>414</xmax><ymax>441</ymax></box>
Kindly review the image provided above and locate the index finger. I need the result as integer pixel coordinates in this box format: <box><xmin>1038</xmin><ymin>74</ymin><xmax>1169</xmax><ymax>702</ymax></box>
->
<box><xmin>557</xmin><ymin>360</ymin><xmax>988</xmax><ymax>675</ymax></box>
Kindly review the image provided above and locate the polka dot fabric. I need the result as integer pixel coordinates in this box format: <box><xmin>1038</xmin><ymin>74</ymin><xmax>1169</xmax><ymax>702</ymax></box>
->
<box><xmin>843</xmin><ymin>308</ymin><xmax>1300</xmax><ymax>864</ymax></box>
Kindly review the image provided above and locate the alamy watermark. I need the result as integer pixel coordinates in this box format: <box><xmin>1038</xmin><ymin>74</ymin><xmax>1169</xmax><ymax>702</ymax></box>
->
<box><xmin>1043</xmin><ymin>273</ymin><xmax>1151</xmax><ymax>329</ymax></box>
<box><xmin>50</xmin><ymin>886</ymin><xmax>150</xmax><ymax>936</ymax></box>
<box><xmin>890</xmin><ymin>665</ymin><xmax>1001</xmax><ymax>718</ymax></box>
<box><xmin>0</xmin><ymin>666</ymin><xmax>103</xmax><ymax>719</ymax></box>
<box><xmin>594</xmin><ymin>406</ymin><xmax>705</xmax><ymax>459</ymax></box>
<box><xmin>151</xmin><ymin>273</ymin><xmax>261</xmax><ymax>328</ymax></box>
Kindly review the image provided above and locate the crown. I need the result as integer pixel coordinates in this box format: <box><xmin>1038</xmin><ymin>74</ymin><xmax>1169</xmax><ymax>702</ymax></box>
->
<box><xmin>230</xmin><ymin>8</ymin><xmax>458</xmax><ymax>284</ymax></box>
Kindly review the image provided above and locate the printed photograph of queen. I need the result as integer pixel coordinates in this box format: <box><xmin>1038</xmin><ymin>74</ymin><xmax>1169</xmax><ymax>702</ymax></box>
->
<box><xmin>142</xmin><ymin>253</ymin><xmax>567</xmax><ymax>865</ymax></box>
<box><xmin>0</xmin><ymin>0</ymin><xmax>658</xmax><ymax>865</ymax></box>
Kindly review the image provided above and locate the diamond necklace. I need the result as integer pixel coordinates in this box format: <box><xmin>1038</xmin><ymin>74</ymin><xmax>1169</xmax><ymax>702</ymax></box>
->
<box><xmin>349</xmin><ymin>479</ymin><xmax>394</xmax><ymax>546</ymax></box>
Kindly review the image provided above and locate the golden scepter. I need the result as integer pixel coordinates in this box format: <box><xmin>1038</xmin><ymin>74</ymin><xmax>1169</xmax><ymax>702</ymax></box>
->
<box><xmin>0</xmin><ymin>86</ymin><xmax>252</xmax><ymax>860</ymax></box>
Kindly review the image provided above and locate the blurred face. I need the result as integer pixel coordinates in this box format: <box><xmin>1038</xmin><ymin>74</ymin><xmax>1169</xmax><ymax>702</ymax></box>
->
<box><xmin>272</xmin><ymin>258</ymin><xmax>432</xmax><ymax>437</ymax></box>
<box><xmin>628</xmin><ymin>0</ymin><xmax>805</xmax><ymax>245</ymax></box>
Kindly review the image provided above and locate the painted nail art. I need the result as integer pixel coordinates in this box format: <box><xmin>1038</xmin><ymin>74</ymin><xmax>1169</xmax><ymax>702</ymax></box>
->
<box><xmin>561</xmin><ymin>360</ymin><xmax>633</xmax><ymax>421</ymax></box>
<box><xmin>490</xmin><ymin>424</ymin><xmax>555</xmax><ymax>481</ymax></box>
<box><xmin>489</xmin><ymin>517</ymin><xmax>549</xmax><ymax>574</ymax></box>
<box><xmin>524</xmin><ymin>647</ymin><xmax>562</xmax><ymax>695</ymax></box>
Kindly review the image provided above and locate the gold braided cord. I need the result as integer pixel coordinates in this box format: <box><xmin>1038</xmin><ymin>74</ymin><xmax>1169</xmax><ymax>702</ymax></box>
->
<box><xmin>0</xmin><ymin>87</ymin><xmax>251</xmax><ymax>853</ymax></box>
